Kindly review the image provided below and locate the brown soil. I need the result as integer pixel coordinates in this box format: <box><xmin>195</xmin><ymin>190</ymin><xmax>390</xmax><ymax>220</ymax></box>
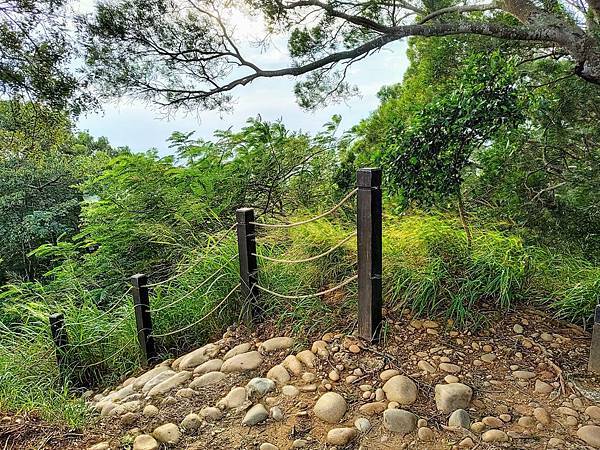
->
<box><xmin>2</xmin><ymin>306</ymin><xmax>599</xmax><ymax>450</ymax></box>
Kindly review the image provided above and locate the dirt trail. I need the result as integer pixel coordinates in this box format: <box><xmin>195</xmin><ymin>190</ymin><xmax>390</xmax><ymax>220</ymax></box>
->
<box><xmin>3</xmin><ymin>307</ymin><xmax>600</xmax><ymax>450</ymax></box>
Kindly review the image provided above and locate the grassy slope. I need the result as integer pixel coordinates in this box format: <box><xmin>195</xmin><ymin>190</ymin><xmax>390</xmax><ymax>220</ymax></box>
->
<box><xmin>0</xmin><ymin>213</ymin><xmax>598</xmax><ymax>425</ymax></box>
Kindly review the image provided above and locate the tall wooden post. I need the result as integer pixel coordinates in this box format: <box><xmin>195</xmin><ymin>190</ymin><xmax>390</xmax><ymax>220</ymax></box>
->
<box><xmin>49</xmin><ymin>313</ymin><xmax>68</xmax><ymax>379</ymax></box>
<box><xmin>236</xmin><ymin>208</ymin><xmax>259</xmax><ymax>322</ymax></box>
<box><xmin>131</xmin><ymin>274</ymin><xmax>156</xmax><ymax>367</ymax></box>
<box><xmin>589</xmin><ymin>305</ymin><xmax>600</xmax><ymax>373</ymax></box>
<box><xmin>357</xmin><ymin>168</ymin><xmax>383</xmax><ymax>342</ymax></box>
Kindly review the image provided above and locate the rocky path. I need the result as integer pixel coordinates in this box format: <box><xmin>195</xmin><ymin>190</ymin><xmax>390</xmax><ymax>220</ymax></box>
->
<box><xmin>82</xmin><ymin>309</ymin><xmax>600</xmax><ymax>449</ymax></box>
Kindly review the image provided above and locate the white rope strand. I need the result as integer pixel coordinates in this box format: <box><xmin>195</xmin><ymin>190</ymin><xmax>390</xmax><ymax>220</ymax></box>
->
<box><xmin>149</xmin><ymin>255</ymin><xmax>237</xmax><ymax>313</ymax></box>
<box><xmin>255</xmin><ymin>275</ymin><xmax>358</xmax><ymax>300</ymax></box>
<box><xmin>250</xmin><ymin>189</ymin><xmax>357</xmax><ymax>229</ymax></box>
<box><xmin>144</xmin><ymin>222</ymin><xmax>237</xmax><ymax>288</ymax></box>
<box><xmin>69</xmin><ymin>337</ymin><xmax>137</xmax><ymax>370</ymax></box>
<box><xmin>66</xmin><ymin>311</ymin><xmax>133</xmax><ymax>349</ymax></box>
<box><xmin>252</xmin><ymin>232</ymin><xmax>357</xmax><ymax>264</ymax></box>
<box><xmin>67</xmin><ymin>287</ymin><xmax>133</xmax><ymax>327</ymax></box>
<box><xmin>150</xmin><ymin>283</ymin><xmax>241</xmax><ymax>338</ymax></box>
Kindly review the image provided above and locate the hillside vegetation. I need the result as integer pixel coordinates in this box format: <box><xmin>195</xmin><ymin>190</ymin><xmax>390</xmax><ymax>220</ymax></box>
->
<box><xmin>1</xmin><ymin>30</ymin><xmax>599</xmax><ymax>428</ymax></box>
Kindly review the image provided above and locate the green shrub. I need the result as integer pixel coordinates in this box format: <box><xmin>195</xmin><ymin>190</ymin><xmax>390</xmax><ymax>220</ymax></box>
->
<box><xmin>1</xmin><ymin>212</ymin><xmax>598</xmax><ymax>424</ymax></box>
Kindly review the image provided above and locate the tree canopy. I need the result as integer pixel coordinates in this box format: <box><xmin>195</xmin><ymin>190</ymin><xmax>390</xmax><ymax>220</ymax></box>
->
<box><xmin>81</xmin><ymin>0</ymin><xmax>600</xmax><ymax>112</ymax></box>
<box><xmin>0</xmin><ymin>0</ymin><xmax>91</xmax><ymax>113</ymax></box>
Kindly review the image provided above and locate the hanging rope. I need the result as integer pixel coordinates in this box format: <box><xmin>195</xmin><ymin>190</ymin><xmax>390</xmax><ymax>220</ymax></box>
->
<box><xmin>66</xmin><ymin>310</ymin><xmax>134</xmax><ymax>349</ymax></box>
<box><xmin>144</xmin><ymin>222</ymin><xmax>237</xmax><ymax>288</ymax></box>
<box><xmin>252</xmin><ymin>232</ymin><xmax>357</xmax><ymax>264</ymax></box>
<box><xmin>149</xmin><ymin>255</ymin><xmax>237</xmax><ymax>313</ymax></box>
<box><xmin>68</xmin><ymin>337</ymin><xmax>137</xmax><ymax>370</ymax></box>
<box><xmin>67</xmin><ymin>286</ymin><xmax>133</xmax><ymax>327</ymax></box>
<box><xmin>150</xmin><ymin>283</ymin><xmax>240</xmax><ymax>338</ymax></box>
<box><xmin>255</xmin><ymin>274</ymin><xmax>358</xmax><ymax>300</ymax></box>
<box><xmin>250</xmin><ymin>189</ymin><xmax>358</xmax><ymax>229</ymax></box>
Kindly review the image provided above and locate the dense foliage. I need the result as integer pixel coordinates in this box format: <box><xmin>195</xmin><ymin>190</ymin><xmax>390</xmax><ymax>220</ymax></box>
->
<box><xmin>1</xmin><ymin>2</ymin><xmax>600</xmax><ymax>429</ymax></box>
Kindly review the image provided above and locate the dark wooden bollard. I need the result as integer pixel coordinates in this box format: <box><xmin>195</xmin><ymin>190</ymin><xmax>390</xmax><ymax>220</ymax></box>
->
<box><xmin>589</xmin><ymin>304</ymin><xmax>600</xmax><ymax>373</ymax></box>
<box><xmin>131</xmin><ymin>274</ymin><xmax>157</xmax><ymax>367</ymax></box>
<box><xmin>49</xmin><ymin>313</ymin><xmax>68</xmax><ymax>378</ymax></box>
<box><xmin>236</xmin><ymin>208</ymin><xmax>259</xmax><ymax>322</ymax></box>
<box><xmin>357</xmin><ymin>168</ymin><xmax>383</xmax><ymax>342</ymax></box>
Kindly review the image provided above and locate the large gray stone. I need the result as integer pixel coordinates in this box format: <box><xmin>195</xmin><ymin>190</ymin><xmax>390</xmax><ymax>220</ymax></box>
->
<box><xmin>246</xmin><ymin>378</ymin><xmax>276</xmax><ymax>399</ymax></box>
<box><xmin>242</xmin><ymin>404</ymin><xmax>269</xmax><ymax>426</ymax></box>
<box><xmin>383</xmin><ymin>409</ymin><xmax>417</xmax><ymax>435</ymax></box>
<box><xmin>434</xmin><ymin>383</ymin><xmax>472</xmax><ymax>413</ymax></box>
<box><xmin>448</xmin><ymin>409</ymin><xmax>471</xmax><ymax>428</ymax></box>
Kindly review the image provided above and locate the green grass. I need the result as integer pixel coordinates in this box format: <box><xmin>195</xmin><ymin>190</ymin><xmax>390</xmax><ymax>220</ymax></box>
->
<box><xmin>1</xmin><ymin>212</ymin><xmax>599</xmax><ymax>425</ymax></box>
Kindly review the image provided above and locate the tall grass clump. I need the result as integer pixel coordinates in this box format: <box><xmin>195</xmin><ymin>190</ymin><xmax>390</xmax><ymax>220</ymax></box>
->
<box><xmin>0</xmin><ymin>320</ymin><xmax>89</xmax><ymax>427</ymax></box>
<box><xmin>255</xmin><ymin>219</ymin><xmax>358</xmax><ymax>336</ymax></box>
<box><xmin>381</xmin><ymin>214</ymin><xmax>528</xmax><ymax>327</ymax></box>
<box><xmin>0</xmin><ymin>233</ymin><xmax>243</xmax><ymax>423</ymax></box>
<box><xmin>1</xmin><ymin>212</ymin><xmax>599</xmax><ymax>425</ymax></box>
<box><xmin>529</xmin><ymin>250</ymin><xmax>600</xmax><ymax>324</ymax></box>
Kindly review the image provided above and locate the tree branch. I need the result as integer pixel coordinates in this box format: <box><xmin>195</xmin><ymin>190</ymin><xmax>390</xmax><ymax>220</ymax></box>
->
<box><xmin>419</xmin><ymin>2</ymin><xmax>500</xmax><ymax>24</ymax></box>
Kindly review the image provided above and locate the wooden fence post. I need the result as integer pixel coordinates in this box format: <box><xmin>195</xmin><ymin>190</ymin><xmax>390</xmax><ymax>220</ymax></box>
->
<box><xmin>357</xmin><ymin>168</ymin><xmax>383</xmax><ymax>342</ymax></box>
<box><xmin>49</xmin><ymin>313</ymin><xmax>68</xmax><ymax>378</ymax></box>
<box><xmin>236</xmin><ymin>207</ymin><xmax>259</xmax><ymax>322</ymax></box>
<box><xmin>589</xmin><ymin>305</ymin><xmax>600</xmax><ymax>373</ymax></box>
<box><xmin>131</xmin><ymin>274</ymin><xmax>157</xmax><ymax>367</ymax></box>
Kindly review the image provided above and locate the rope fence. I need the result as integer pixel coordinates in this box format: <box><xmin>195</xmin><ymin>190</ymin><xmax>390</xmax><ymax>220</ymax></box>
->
<box><xmin>255</xmin><ymin>275</ymin><xmax>358</xmax><ymax>300</ymax></box>
<box><xmin>144</xmin><ymin>222</ymin><xmax>237</xmax><ymax>288</ymax></box>
<box><xmin>46</xmin><ymin>167</ymin><xmax>384</xmax><ymax>378</ymax></box>
<box><xmin>252</xmin><ymin>231</ymin><xmax>357</xmax><ymax>264</ymax></box>
<box><xmin>150</xmin><ymin>283</ymin><xmax>241</xmax><ymax>338</ymax></box>
<box><xmin>249</xmin><ymin>188</ymin><xmax>357</xmax><ymax>229</ymax></box>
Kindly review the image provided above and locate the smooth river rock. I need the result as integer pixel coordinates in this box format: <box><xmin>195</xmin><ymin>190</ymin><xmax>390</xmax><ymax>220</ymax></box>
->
<box><xmin>152</xmin><ymin>423</ymin><xmax>181</xmax><ymax>444</ymax></box>
<box><xmin>578</xmin><ymin>425</ymin><xmax>600</xmax><ymax>448</ymax></box>
<box><xmin>313</xmin><ymin>392</ymin><xmax>347</xmax><ymax>423</ymax></box>
<box><xmin>189</xmin><ymin>371</ymin><xmax>226</xmax><ymax>389</ymax></box>
<box><xmin>221</xmin><ymin>351</ymin><xmax>263</xmax><ymax>373</ymax></box>
<box><xmin>382</xmin><ymin>375</ymin><xmax>418</xmax><ymax>405</ymax></box>
<box><xmin>147</xmin><ymin>371</ymin><xmax>192</xmax><ymax>397</ymax></box>
<box><xmin>193</xmin><ymin>359</ymin><xmax>223</xmax><ymax>375</ymax></box>
<box><xmin>179</xmin><ymin>343</ymin><xmax>221</xmax><ymax>370</ymax></box>
<box><xmin>242</xmin><ymin>404</ymin><xmax>269</xmax><ymax>426</ymax></box>
<box><xmin>133</xmin><ymin>435</ymin><xmax>159</xmax><ymax>450</ymax></box>
<box><xmin>449</xmin><ymin>409</ymin><xmax>471</xmax><ymax>428</ymax></box>
<box><xmin>223</xmin><ymin>343</ymin><xmax>252</xmax><ymax>360</ymax></box>
<box><xmin>260</xmin><ymin>337</ymin><xmax>294</xmax><ymax>352</ymax></box>
<box><xmin>326</xmin><ymin>427</ymin><xmax>358</xmax><ymax>445</ymax></box>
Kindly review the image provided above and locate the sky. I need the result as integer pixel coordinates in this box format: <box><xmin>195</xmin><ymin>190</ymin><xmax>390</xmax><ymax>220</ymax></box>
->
<box><xmin>75</xmin><ymin>3</ymin><xmax>410</xmax><ymax>155</ymax></box>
